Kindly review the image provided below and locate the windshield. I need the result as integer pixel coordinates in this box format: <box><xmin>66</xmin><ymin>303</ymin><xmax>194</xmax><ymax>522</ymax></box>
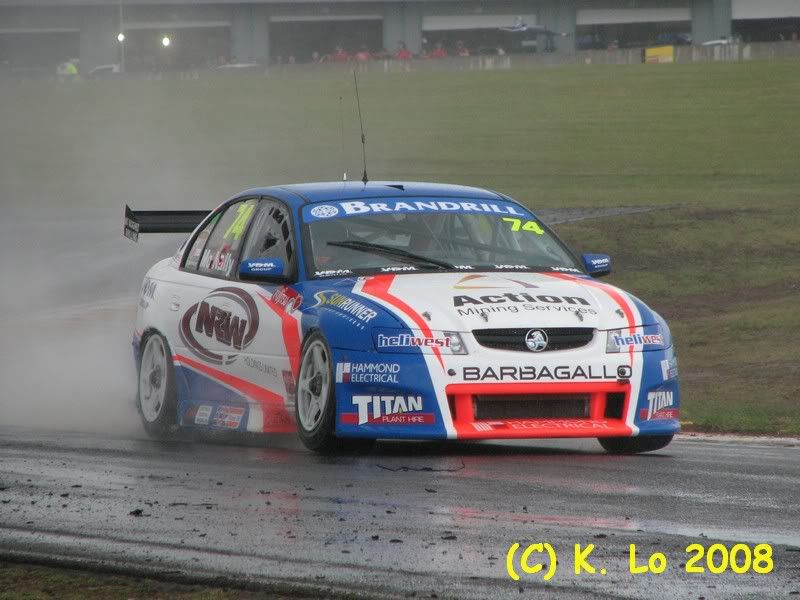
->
<box><xmin>302</xmin><ymin>198</ymin><xmax>581</xmax><ymax>278</ymax></box>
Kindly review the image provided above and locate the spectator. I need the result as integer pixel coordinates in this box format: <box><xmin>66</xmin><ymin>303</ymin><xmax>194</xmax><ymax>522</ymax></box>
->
<box><xmin>496</xmin><ymin>46</ymin><xmax>506</xmax><ymax>56</ymax></box>
<box><xmin>311</xmin><ymin>51</ymin><xmax>321</xmax><ymax>63</ymax></box>
<box><xmin>332</xmin><ymin>46</ymin><xmax>350</xmax><ymax>62</ymax></box>
<box><xmin>354</xmin><ymin>45</ymin><xmax>371</xmax><ymax>62</ymax></box>
<box><xmin>429</xmin><ymin>41</ymin><xmax>448</xmax><ymax>59</ymax></box>
<box><xmin>394</xmin><ymin>41</ymin><xmax>413</xmax><ymax>60</ymax></box>
<box><xmin>455</xmin><ymin>41</ymin><xmax>470</xmax><ymax>57</ymax></box>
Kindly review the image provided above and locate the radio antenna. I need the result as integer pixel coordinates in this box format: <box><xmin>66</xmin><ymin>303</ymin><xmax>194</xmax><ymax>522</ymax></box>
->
<box><xmin>353</xmin><ymin>70</ymin><xmax>369</xmax><ymax>185</ymax></box>
<box><xmin>338</xmin><ymin>95</ymin><xmax>347</xmax><ymax>181</ymax></box>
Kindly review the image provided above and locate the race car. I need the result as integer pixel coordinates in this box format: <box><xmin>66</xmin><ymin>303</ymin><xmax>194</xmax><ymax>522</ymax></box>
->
<box><xmin>128</xmin><ymin>182</ymin><xmax>679</xmax><ymax>454</ymax></box>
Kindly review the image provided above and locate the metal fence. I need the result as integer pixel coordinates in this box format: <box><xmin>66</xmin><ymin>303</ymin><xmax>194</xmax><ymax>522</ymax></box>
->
<box><xmin>3</xmin><ymin>40</ymin><xmax>800</xmax><ymax>82</ymax></box>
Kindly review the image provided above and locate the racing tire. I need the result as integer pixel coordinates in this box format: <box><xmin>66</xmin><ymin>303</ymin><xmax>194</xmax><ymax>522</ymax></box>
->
<box><xmin>137</xmin><ymin>332</ymin><xmax>178</xmax><ymax>438</ymax></box>
<box><xmin>598</xmin><ymin>435</ymin><xmax>673</xmax><ymax>455</ymax></box>
<box><xmin>295</xmin><ymin>332</ymin><xmax>374</xmax><ymax>454</ymax></box>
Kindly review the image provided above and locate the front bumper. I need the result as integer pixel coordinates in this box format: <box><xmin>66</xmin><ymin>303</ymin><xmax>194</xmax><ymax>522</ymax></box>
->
<box><xmin>332</xmin><ymin>345</ymin><xmax>680</xmax><ymax>440</ymax></box>
<box><xmin>446</xmin><ymin>381</ymin><xmax>633</xmax><ymax>439</ymax></box>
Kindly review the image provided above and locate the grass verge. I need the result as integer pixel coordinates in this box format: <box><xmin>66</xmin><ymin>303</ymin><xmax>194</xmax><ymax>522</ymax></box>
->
<box><xmin>0</xmin><ymin>561</ymin><xmax>289</xmax><ymax>600</ymax></box>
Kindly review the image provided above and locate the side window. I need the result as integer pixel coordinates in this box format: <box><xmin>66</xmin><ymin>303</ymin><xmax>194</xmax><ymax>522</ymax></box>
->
<box><xmin>240</xmin><ymin>200</ymin><xmax>294</xmax><ymax>276</ymax></box>
<box><xmin>196</xmin><ymin>198</ymin><xmax>259</xmax><ymax>278</ymax></box>
<box><xmin>183</xmin><ymin>213</ymin><xmax>220</xmax><ymax>271</ymax></box>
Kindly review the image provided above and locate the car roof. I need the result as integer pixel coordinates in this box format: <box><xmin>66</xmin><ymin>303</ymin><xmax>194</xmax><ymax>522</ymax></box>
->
<box><xmin>237</xmin><ymin>181</ymin><xmax>508</xmax><ymax>208</ymax></box>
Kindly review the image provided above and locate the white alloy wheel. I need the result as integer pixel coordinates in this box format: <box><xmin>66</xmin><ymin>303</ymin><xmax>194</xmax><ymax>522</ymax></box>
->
<box><xmin>139</xmin><ymin>335</ymin><xmax>168</xmax><ymax>423</ymax></box>
<box><xmin>297</xmin><ymin>339</ymin><xmax>331</xmax><ymax>431</ymax></box>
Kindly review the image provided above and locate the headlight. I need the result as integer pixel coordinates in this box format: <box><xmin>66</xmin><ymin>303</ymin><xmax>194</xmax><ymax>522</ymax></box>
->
<box><xmin>442</xmin><ymin>331</ymin><xmax>467</xmax><ymax>355</ymax></box>
<box><xmin>606</xmin><ymin>325</ymin><xmax>670</xmax><ymax>353</ymax></box>
<box><xmin>373</xmin><ymin>328</ymin><xmax>468</xmax><ymax>355</ymax></box>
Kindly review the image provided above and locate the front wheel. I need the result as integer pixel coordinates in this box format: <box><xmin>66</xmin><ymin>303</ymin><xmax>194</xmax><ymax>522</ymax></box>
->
<box><xmin>598</xmin><ymin>435</ymin><xmax>673</xmax><ymax>454</ymax></box>
<box><xmin>137</xmin><ymin>333</ymin><xmax>178</xmax><ymax>438</ymax></box>
<box><xmin>295</xmin><ymin>333</ymin><xmax>338</xmax><ymax>452</ymax></box>
<box><xmin>295</xmin><ymin>333</ymin><xmax>374</xmax><ymax>454</ymax></box>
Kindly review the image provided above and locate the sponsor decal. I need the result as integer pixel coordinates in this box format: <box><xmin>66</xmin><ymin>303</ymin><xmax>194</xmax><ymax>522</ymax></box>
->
<box><xmin>641</xmin><ymin>390</ymin><xmax>678</xmax><ymax>421</ymax></box>
<box><xmin>453</xmin><ymin>291</ymin><xmax>595</xmax><ymax>318</ymax></box>
<box><xmin>309</xmin><ymin>204</ymin><xmax>340</xmax><ymax>219</ymax></box>
<box><xmin>312</xmin><ymin>290</ymin><xmax>378</xmax><ymax>328</ymax></box>
<box><xmin>139</xmin><ymin>278</ymin><xmax>157</xmax><ymax>309</ymax></box>
<box><xmin>591</xmin><ymin>257</ymin><xmax>610</xmax><ymax>268</ymax></box>
<box><xmin>336</xmin><ymin>362</ymin><xmax>400</xmax><ymax>384</ymax></box>
<box><xmin>611</xmin><ymin>332</ymin><xmax>664</xmax><ymax>348</ymax></box>
<box><xmin>141</xmin><ymin>278</ymin><xmax>157</xmax><ymax>299</ymax></box>
<box><xmin>376</xmin><ymin>332</ymin><xmax>451</xmax><ymax>349</ymax></box>
<box><xmin>243</xmin><ymin>355</ymin><xmax>278</xmax><ymax>378</ymax></box>
<box><xmin>373</xmin><ymin>329</ymin><xmax>463</xmax><ymax>355</ymax></box>
<box><xmin>493</xmin><ymin>264</ymin><xmax>528</xmax><ymax>270</ymax></box>
<box><xmin>473</xmin><ymin>419</ymin><xmax>611</xmax><ymax>431</ymax></box>
<box><xmin>341</xmin><ymin>395</ymin><xmax>434</xmax><ymax>426</ymax></box>
<box><xmin>524</xmin><ymin>329</ymin><xmax>548</xmax><ymax>352</ymax></box>
<box><xmin>454</xmin><ymin>274</ymin><xmax>539</xmax><ymax>290</ymax></box>
<box><xmin>314</xmin><ymin>269</ymin><xmax>354</xmax><ymax>278</ymax></box>
<box><xmin>179</xmin><ymin>287</ymin><xmax>259</xmax><ymax>365</ymax></box>
<box><xmin>242</xmin><ymin>259</ymin><xmax>284</xmax><ymax>276</ymax></box>
<box><xmin>453</xmin><ymin>293</ymin><xmax>590</xmax><ymax>307</ymax></box>
<box><xmin>462</xmin><ymin>365</ymin><xmax>619</xmax><ymax>381</ymax></box>
<box><xmin>661</xmin><ymin>357</ymin><xmax>678</xmax><ymax>381</ymax></box>
<box><xmin>380</xmin><ymin>266</ymin><xmax>418</xmax><ymax>272</ymax></box>
<box><xmin>212</xmin><ymin>405</ymin><xmax>245</xmax><ymax>429</ymax></box>
<box><xmin>194</xmin><ymin>405</ymin><xmax>213</xmax><ymax>426</ymax></box>
<box><xmin>457</xmin><ymin>303</ymin><xmax>597</xmax><ymax>317</ymax></box>
<box><xmin>550</xmin><ymin>266</ymin><xmax>582</xmax><ymax>274</ymax></box>
<box><xmin>270</xmin><ymin>286</ymin><xmax>302</xmax><ymax>313</ymax></box>
<box><xmin>304</xmin><ymin>199</ymin><xmax>526</xmax><ymax>222</ymax></box>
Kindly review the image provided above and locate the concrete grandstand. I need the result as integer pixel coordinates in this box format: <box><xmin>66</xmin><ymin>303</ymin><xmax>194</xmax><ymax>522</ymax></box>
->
<box><xmin>1</xmin><ymin>0</ymin><xmax>799</xmax><ymax>73</ymax></box>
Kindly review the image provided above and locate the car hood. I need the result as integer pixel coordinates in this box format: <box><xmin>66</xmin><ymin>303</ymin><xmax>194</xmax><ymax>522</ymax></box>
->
<box><xmin>367</xmin><ymin>272</ymin><xmax>645</xmax><ymax>332</ymax></box>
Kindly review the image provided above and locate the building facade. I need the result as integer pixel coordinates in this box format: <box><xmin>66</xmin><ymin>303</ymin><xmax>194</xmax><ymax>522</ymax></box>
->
<box><xmin>1</xmin><ymin>0</ymin><xmax>798</xmax><ymax>72</ymax></box>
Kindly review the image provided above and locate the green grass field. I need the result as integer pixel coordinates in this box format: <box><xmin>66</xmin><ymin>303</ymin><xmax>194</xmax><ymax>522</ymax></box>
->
<box><xmin>1</xmin><ymin>61</ymin><xmax>798</xmax><ymax>433</ymax></box>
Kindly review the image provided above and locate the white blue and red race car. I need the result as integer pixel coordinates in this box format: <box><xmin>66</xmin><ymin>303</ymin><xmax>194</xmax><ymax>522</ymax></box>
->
<box><xmin>128</xmin><ymin>182</ymin><xmax>679</xmax><ymax>453</ymax></box>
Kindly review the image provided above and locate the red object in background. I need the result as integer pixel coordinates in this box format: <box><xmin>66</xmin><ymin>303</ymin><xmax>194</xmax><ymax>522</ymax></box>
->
<box><xmin>333</xmin><ymin>49</ymin><xmax>350</xmax><ymax>62</ymax></box>
<box><xmin>395</xmin><ymin>48</ymin><xmax>413</xmax><ymax>61</ymax></box>
<box><xmin>354</xmin><ymin>50</ymin><xmax>370</xmax><ymax>62</ymax></box>
<box><xmin>429</xmin><ymin>47</ymin><xmax>448</xmax><ymax>59</ymax></box>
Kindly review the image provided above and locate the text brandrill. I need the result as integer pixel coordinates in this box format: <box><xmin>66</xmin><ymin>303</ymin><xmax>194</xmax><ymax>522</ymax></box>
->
<box><xmin>307</xmin><ymin>200</ymin><xmax>525</xmax><ymax>220</ymax></box>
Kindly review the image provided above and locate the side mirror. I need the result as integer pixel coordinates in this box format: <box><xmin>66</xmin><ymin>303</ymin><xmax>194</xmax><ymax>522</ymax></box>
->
<box><xmin>239</xmin><ymin>257</ymin><xmax>289</xmax><ymax>282</ymax></box>
<box><xmin>581</xmin><ymin>253</ymin><xmax>612</xmax><ymax>278</ymax></box>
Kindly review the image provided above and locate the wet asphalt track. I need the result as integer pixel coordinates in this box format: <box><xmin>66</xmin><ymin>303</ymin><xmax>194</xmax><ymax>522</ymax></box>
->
<box><xmin>1</xmin><ymin>205</ymin><xmax>798</xmax><ymax>598</ymax></box>
<box><xmin>0</xmin><ymin>429</ymin><xmax>798</xmax><ymax>599</ymax></box>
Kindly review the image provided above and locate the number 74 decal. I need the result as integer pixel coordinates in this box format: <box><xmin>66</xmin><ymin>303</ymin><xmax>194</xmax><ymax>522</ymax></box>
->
<box><xmin>502</xmin><ymin>217</ymin><xmax>545</xmax><ymax>235</ymax></box>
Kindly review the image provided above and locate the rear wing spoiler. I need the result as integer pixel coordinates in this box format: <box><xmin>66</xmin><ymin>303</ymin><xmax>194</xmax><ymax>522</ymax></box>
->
<box><xmin>124</xmin><ymin>204</ymin><xmax>210</xmax><ymax>242</ymax></box>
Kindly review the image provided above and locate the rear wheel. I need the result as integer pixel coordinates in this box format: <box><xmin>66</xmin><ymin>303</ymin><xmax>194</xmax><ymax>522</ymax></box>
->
<box><xmin>598</xmin><ymin>435</ymin><xmax>673</xmax><ymax>454</ymax></box>
<box><xmin>137</xmin><ymin>333</ymin><xmax>178</xmax><ymax>438</ymax></box>
<box><xmin>295</xmin><ymin>333</ymin><xmax>374</xmax><ymax>454</ymax></box>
